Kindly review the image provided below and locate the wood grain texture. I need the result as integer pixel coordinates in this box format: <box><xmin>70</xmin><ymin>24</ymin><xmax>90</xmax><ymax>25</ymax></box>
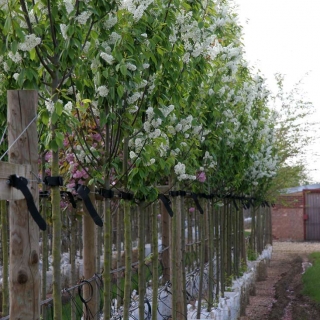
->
<box><xmin>8</xmin><ymin>90</ymin><xmax>40</xmax><ymax>320</ymax></box>
<box><xmin>0</xmin><ymin>161</ymin><xmax>31</xmax><ymax>200</ymax></box>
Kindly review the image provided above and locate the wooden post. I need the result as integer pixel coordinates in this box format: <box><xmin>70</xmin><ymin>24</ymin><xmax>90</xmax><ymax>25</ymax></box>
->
<box><xmin>8</xmin><ymin>90</ymin><xmax>40</xmax><ymax>320</ymax></box>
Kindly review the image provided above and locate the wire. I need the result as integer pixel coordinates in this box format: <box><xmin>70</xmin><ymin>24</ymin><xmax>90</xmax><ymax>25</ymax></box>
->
<box><xmin>0</xmin><ymin>115</ymin><xmax>38</xmax><ymax>161</ymax></box>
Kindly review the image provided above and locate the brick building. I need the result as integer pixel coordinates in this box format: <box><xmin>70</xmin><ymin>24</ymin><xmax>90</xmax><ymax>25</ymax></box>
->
<box><xmin>272</xmin><ymin>184</ymin><xmax>320</xmax><ymax>241</ymax></box>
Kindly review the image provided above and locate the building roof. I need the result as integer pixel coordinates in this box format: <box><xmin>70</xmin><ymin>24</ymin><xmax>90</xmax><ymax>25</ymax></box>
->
<box><xmin>282</xmin><ymin>183</ymin><xmax>320</xmax><ymax>195</ymax></box>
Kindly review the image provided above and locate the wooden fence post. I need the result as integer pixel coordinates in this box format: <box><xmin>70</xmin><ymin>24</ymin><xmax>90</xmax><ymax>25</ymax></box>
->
<box><xmin>8</xmin><ymin>90</ymin><xmax>40</xmax><ymax>320</ymax></box>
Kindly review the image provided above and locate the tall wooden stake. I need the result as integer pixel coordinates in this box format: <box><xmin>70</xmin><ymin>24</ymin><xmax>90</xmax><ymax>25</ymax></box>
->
<box><xmin>8</xmin><ymin>90</ymin><xmax>40</xmax><ymax>320</ymax></box>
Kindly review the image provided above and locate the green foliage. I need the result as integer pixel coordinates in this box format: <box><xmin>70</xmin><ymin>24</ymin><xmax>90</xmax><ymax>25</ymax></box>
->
<box><xmin>302</xmin><ymin>252</ymin><xmax>320</xmax><ymax>303</ymax></box>
<box><xmin>247</xmin><ymin>247</ymin><xmax>258</xmax><ymax>261</ymax></box>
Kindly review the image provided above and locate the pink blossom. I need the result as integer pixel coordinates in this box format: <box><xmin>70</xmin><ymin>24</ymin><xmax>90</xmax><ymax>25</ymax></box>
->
<box><xmin>67</xmin><ymin>181</ymin><xmax>76</xmax><ymax>189</ymax></box>
<box><xmin>63</xmin><ymin>138</ymin><xmax>69</xmax><ymax>147</ymax></box>
<box><xmin>197</xmin><ymin>171</ymin><xmax>206</xmax><ymax>183</ymax></box>
<box><xmin>60</xmin><ymin>201</ymin><xmax>68</xmax><ymax>209</ymax></box>
<box><xmin>66</xmin><ymin>153</ymin><xmax>74</xmax><ymax>162</ymax></box>
<box><xmin>189</xmin><ymin>207</ymin><xmax>195</xmax><ymax>213</ymax></box>
<box><xmin>92</xmin><ymin>133</ymin><xmax>102</xmax><ymax>141</ymax></box>
<box><xmin>45</xmin><ymin>151</ymin><xmax>52</xmax><ymax>161</ymax></box>
<box><xmin>73</xmin><ymin>170</ymin><xmax>83</xmax><ymax>179</ymax></box>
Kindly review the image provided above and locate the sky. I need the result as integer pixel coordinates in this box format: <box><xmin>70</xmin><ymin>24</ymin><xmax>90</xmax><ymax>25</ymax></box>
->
<box><xmin>234</xmin><ymin>0</ymin><xmax>320</xmax><ymax>183</ymax></box>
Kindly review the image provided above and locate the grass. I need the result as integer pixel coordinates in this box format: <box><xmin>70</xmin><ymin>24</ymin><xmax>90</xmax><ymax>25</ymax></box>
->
<box><xmin>244</xmin><ymin>230</ymin><xmax>251</xmax><ymax>238</ymax></box>
<box><xmin>302</xmin><ymin>252</ymin><xmax>320</xmax><ymax>302</ymax></box>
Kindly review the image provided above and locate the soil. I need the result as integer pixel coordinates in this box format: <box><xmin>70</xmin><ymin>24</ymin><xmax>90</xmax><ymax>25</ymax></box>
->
<box><xmin>240</xmin><ymin>241</ymin><xmax>320</xmax><ymax>320</ymax></box>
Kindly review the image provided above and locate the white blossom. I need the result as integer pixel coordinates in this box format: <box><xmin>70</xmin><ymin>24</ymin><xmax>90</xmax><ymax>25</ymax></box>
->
<box><xmin>96</xmin><ymin>86</ymin><xmax>109</xmax><ymax>97</ymax></box>
<box><xmin>45</xmin><ymin>99</ymin><xmax>54</xmax><ymax>113</ymax></box>
<box><xmin>146</xmin><ymin>107</ymin><xmax>154</xmax><ymax>119</ymax></box>
<box><xmin>126</xmin><ymin>62</ymin><xmax>137</xmax><ymax>71</ymax></box>
<box><xmin>13</xmin><ymin>73</ymin><xmax>19</xmax><ymax>81</ymax></box>
<box><xmin>147</xmin><ymin>158</ymin><xmax>155</xmax><ymax>166</ymax></box>
<box><xmin>104</xmin><ymin>14</ymin><xmax>118</xmax><ymax>29</ymax></box>
<box><xmin>130</xmin><ymin>151</ymin><xmax>138</xmax><ymax>159</ymax></box>
<box><xmin>8</xmin><ymin>51</ymin><xmax>22</xmax><ymax>63</ymax></box>
<box><xmin>60</xmin><ymin>24</ymin><xmax>68</xmax><ymax>40</ymax></box>
<box><xmin>127</xmin><ymin>92</ymin><xmax>141</xmax><ymax>104</ymax></box>
<box><xmin>63</xmin><ymin>0</ymin><xmax>74</xmax><ymax>14</ymax></box>
<box><xmin>151</xmin><ymin>118</ymin><xmax>162</xmax><ymax>128</ymax></box>
<box><xmin>75</xmin><ymin>11</ymin><xmax>91</xmax><ymax>25</ymax></box>
<box><xmin>109</xmin><ymin>32</ymin><xmax>121</xmax><ymax>44</ymax></box>
<box><xmin>129</xmin><ymin>105</ymin><xmax>139</xmax><ymax>113</ymax></box>
<box><xmin>100</xmin><ymin>52</ymin><xmax>114</xmax><ymax>65</ymax></box>
<box><xmin>143</xmin><ymin>121</ymin><xmax>151</xmax><ymax>133</ymax></box>
<box><xmin>174</xmin><ymin>162</ymin><xmax>185</xmax><ymax>175</ymax></box>
<box><xmin>64</xmin><ymin>101</ymin><xmax>72</xmax><ymax>113</ymax></box>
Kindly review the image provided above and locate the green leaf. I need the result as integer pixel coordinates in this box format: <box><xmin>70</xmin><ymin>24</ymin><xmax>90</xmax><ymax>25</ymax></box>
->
<box><xmin>29</xmin><ymin>48</ymin><xmax>36</xmax><ymax>61</ymax></box>
<box><xmin>117</xmin><ymin>85</ymin><xmax>124</xmax><ymax>98</ymax></box>
<box><xmin>41</xmin><ymin>111</ymin><xmax>49</xmax><ymax>125</ymax></box>
<box><xmin>51</xmin><ymin>112</ymin><xmax>59</xmax><ymax>124</ymax></box>
<box><xmin>55</xmin><ymin>101</ymin><xmax>63</xmax><ymax>116</ymax></box>
<box><xmin>120</xmin><ymin>65</ymin><xmax>127</xmax><ymax>76</ymax></box>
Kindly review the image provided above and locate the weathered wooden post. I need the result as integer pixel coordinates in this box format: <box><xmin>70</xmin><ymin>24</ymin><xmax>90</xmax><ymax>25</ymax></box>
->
<box><xmin>7</xmin><ymin>90</ymin><xmax>41</xmax><ymax>319</ymax></box>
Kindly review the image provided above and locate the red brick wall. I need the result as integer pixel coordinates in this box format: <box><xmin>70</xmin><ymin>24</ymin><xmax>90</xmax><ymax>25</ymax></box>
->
<box><xmin>272</xmin><ymin>195</ymin><xmax>304</xmax><ymax>241</ymax></box>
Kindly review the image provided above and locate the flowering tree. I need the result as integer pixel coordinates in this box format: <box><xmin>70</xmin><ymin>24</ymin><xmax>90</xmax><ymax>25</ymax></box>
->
<box><xmin>0</xmin><ymin>0</ymin><xmax>306</xmax><ymax>318</ymax></box>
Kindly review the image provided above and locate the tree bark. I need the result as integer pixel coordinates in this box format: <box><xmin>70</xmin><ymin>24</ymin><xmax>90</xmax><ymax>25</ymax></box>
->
<box><xmin>83</xmin><ymin>184</ymin><xmax>98</xmax><ymax>319</ymax></box>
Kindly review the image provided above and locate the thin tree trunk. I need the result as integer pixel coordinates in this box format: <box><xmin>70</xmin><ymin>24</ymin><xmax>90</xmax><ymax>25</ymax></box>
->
<box><xmin>51</xmin><ymin>148</ymin><xmax>62</xmax><ymax>319</ymax></box>
<box><xmin>207</xmin><ymin>199</ymin><xmax>214</xmax><ymax>311</ymax></box>
<box><xmin>215</xmin><ymin>204</ymin><xmax>220</xmax><ymax>298</ymax></box>
<box><xmin>83</xmin><ymin>184</ymin><xmax>97</xmax><ymax>319</ymax></box>
<box><xmin>181</xmin><ymin>195</ymin><xmax>187</xmax><ymax>318</ymax></box>
<box><xmin>161</xmin><ymin>201</ymin><xmax>170</xmax><ymax>284</ymax></box>
<box><xmin>138</xmin><ymin>202</ymin><xmax>146</xmax><ymax>320</ymax></box>
<box><xmin>41</xmin><ymin>153</ymin><xmax>48</xmax><ymax>319</ymax></box>
<box><xmin>70</xmin><ymin>208</ymin><xmax>77</xmax><ymax>320</ymax></box>
<box><xmin>196</xmin><ymin>207</ymin><xmax>205</xmax><ymax>318</ymax></box>
<box><xmin>116</xmin><ymin>206</ymin><xmax>122</xmax><ymax>309</ymax></box>
<box><xmin>123</xmin><ymin>200</ymin><xmax>132</xmax><ymax>319</ymax></box>
<box><xmin>152</xmin><ymin>202</ymin><xmax>159</xmax><ymax>320</ymax></box>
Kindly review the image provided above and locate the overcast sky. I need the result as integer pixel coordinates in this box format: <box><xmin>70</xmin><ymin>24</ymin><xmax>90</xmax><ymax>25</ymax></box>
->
<box><xmin>234</xmin><ymin>0</ymin><xmax>320</xmax><ymax>183</ymax></box>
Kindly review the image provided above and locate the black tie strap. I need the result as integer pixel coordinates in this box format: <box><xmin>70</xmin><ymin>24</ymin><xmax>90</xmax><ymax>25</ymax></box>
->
<box><xmin>190</xmin><ymin>193</ymin><xmax>204</xmax><ymax>214</ymax></box>
<box><xmin>8</xmin><ymin>174</ymin><xmax>47</xmax><ymax>231</ymax></box>
<box><xmin>158</xmin><ymin>194</ymin><xmax>174</xmax><ymax>217</ymax></box>
<box><xmin>39</xmin><ymin>191</ymin><xmax>50</xmax><ymax>198</ymax></box>
<box><xmin>99</xmin><ymin>188</ymin><xmax>114</xmax><ymax>199</ymax></box>
<box><xmin>119</xmin><ymin>191</ymin><xmax>134</xmax><ymax>200</ymax></box>
<box><xmin>60</xmin><ymin>191</ymin><xmax>77</xmax><ymax>209</ymax></box>
<box><xmin>169</xmin><ymin>190</ymin><xmax>186</xmax><ymax>197</ymax></box>
<box><xmin>77</xmin><ymin>185</ymin><xmax>103</xmax><ymax>227</ymax></box>
<box><xmin>44</xmin><ymin>176</ymin><xmax>63</xmax><ymax>187</ymax></box>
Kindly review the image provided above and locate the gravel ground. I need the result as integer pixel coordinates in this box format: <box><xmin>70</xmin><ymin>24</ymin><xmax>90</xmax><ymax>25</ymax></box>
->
<box><xmin>240</xmin><ymin>241</ymin><xmax>320</xmax><ymax>320</ymax></box>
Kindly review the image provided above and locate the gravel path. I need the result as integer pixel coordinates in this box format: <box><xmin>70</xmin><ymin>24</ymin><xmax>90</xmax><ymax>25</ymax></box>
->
<box><xmin>240</xmin><ymin>241</ymin><xmax>320</xmax><ymax>320</ymax></box>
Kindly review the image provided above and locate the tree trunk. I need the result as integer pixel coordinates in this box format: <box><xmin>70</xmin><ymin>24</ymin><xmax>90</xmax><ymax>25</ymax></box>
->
<box><xmin>152</xmin><ymin>202</ymin><xmax>159</xmax><ymax>320</ymax></box>
<box><xmin>8</xmin><ymin>90</ymin><xmax>41</xmax><ymax>320</ymax></box>
<box><xmin>41</xmin><ymin>153</ymin><xmax>48</xmax><ymax>319</ymax></box>
<box><xmin>161</xmin><ymin>201</ymin><xmax>170</xmax><ymax>284</ymax></box>
<box><xmin>70</xmin><ymin>208</ymin><xmax>77</xmax><ymax>320</ymax></box>
<box><xmin>138</xmin><ymin>202</ymin><xmax>146</xmax><ymax>320</ymax></box>
<box><xmin>123</xmin><ymin>200</ymin><xmax>132</xmax><ymax>319</ymax></box>
<box><xmin>83</xmin><ymin>184</ymin><xmax>97</xmax><ymax>319</ymax></box>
